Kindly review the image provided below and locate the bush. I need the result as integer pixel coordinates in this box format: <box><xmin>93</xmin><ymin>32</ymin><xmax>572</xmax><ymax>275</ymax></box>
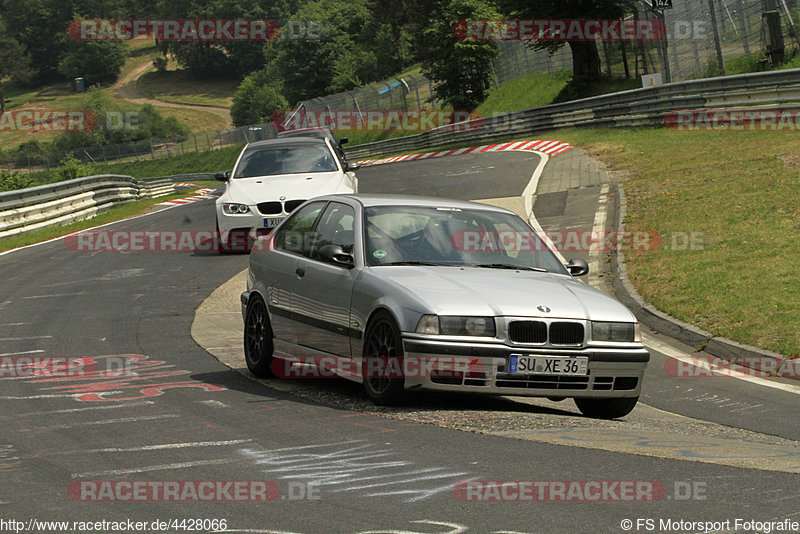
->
<box><xmin>153</xmin><ymin>56</ymin><xmax>167</xmax><ymax>72</ymax></box>
<box><xmin>0</xmin><ymin>170</ymin><xmax>33</xmax><ymax>192</ymax></box>
<box><xmin>53</xmin><ymin>154</ymin><xmax>95</xmax><ymax>182</ymax></box>
<box><xmin>59</xmin><ymin>40</ymin><xmax>128</xmax><ymax>85</ymax></box>
<box><xmin>725</xmin><ymin>53</ymin><xmax>768</xmax><ymax>75</ymax></box>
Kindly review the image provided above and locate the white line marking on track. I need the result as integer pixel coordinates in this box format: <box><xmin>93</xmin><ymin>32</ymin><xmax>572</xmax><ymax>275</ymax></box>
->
<box><xmin>54</xmin><ymin>439</ymin><xmax>252</xmax><ymax>455</ymax></box>
<box><xmin>0</xmin><ymin>393</ymin><xmax>90</xmax><ymax>400</ymax></box>
<box><xmin>20</xmin><ymin>413</ymin><xmax>179</xmax><ymax>431</ymax></box>
<box><xmin>644</xmin><ymin>332</ymin><xmax>800</xmax><ymax>396</ymax></box>
<box><xmin>9</xmin><ymin>401</ymin><xmax>155</xmax><ymax>417</ymax></box>
<box><xmin>0</xmin><ymin>350</ymin><xmax>45</xmax><ymax>356</ymax></box>
<box><xmin>524</xmin><ymin>152</ymin><xmax>568</xmax><ymax>264</ymax></box>
<box><xmin>588</xmin><ymin>184</ymin><xmax>610</xmax><ymax>288</ymax></box>
<box><xmin>22</xmin><ymin>292</ymin><xmax>84</xmax><ymax>299</ymax></box>
<box><xmin>0</xmin><ymin>336</ymin><xmax>52</xmax><ymax>341</ymax></box>
<box><xmin>72</xmin><ymin>458</ymin><xmax>238</xmax><ymax>478</ymax></box>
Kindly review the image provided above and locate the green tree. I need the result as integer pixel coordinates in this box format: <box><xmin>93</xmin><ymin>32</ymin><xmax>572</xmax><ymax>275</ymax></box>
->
<box><xmin>59</xmin><ymin>39</ymin><xmax>128</xmax><ymax>85</ymax></box>
<box><xmin>1</xmin><ymin>0</ymin><xmax>74</xmax><ymax>83</ymax></box>
<box><xmin>420</xmin><ymin>0</ymin><xmax>501</xmax><ymax>110</ymax></box>
<box><xmin>231</xmin><ymin>68</ymin><xmax>288</xmax><ymax>127</ymax></box>
<box><xmin>0</xmin><ymin>15</ymin><xmax>32</xmax><ymax>114</ymax></box>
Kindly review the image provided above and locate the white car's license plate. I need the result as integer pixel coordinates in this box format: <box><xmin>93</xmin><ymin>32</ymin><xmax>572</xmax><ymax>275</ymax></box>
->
<box><xmin>264</xmin><ymin>217</ymin><xmax>285</xmax><ymax>228</ymax></box>
<box><xmin>508</xmin><ymin>354</ymin><xmax>588</xmax><ymax>375</ymax></box>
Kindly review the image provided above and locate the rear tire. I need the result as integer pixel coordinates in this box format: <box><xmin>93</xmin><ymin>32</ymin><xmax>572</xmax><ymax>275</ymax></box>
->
<box><xmin>243</xmin><ymin>295</ymin><xmax>274</xmax><ymax>377</ymax></box>
<box><xmin>574</xmin><ymin>396</ymin><xmax>638</xmax><ymax>419</ymax></box>
<box><xmin>362</xmin><ymin>311</ymin><xmax>405</xmax><ymax>406</ymax></box>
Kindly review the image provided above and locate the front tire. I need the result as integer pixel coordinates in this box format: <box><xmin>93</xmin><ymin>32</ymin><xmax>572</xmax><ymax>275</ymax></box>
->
<box><xmin>362</xmin><ymin>311</ymin><xmax>405</xmax><ymax>405</ymax></box>
<box><xmin>243</xmin><ymin>295</ymin><xmax>274</xmax><ymax>377</ymax></box>
<box><xmin>574</xmin><ymin>396</ymin><xmax>639</xmax><ymax>419</ymax></box>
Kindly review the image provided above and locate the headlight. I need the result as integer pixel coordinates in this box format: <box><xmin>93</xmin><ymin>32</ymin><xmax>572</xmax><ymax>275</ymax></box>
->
<box><xmin>415</xmin><ymin>315</ymin><xmax>496</xmax><ymax>337</ymax></box>
<box><xmin>592</xmin><ymin>321</ymin><xmax>638</xmax><ymax>342</ymax></box>
<box><xmin>223</xmin><ymin>203</ymin><xmax>250</xmax><ymax>215</ymax></box>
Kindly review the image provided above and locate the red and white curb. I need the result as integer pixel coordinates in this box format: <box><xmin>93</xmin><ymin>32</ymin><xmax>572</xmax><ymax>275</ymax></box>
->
<box><xmin>356</xmin><ymin>139</ymin><xmax>574</xmax><ymax>167</ymax></box>
<box><xmin>173</xmin><ymin>182</ymin><xmax>198</xmax><ymax>187</ymax></box>
<box><xmin>158</xmin><ymin>188</ymin><xmax>216</xmax><ymax>206</ymax></box>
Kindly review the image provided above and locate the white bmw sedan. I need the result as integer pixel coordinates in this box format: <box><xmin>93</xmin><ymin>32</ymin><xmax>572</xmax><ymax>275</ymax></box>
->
<box><xmin>214</xmin><ymin>137</ymin><xmax>359</xmax><ymax>251</ymax></box>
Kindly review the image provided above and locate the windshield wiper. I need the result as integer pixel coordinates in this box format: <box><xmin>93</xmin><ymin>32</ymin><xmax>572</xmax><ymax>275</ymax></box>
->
<box><xmin>379</xmin><ymin>261</ymin><xmax>451</xmax><ymax>267</ymax></box>
<box><xmin>470</xmin><ymin>263</ymin><xmax>547</xmax><ymax>272</ymax></box>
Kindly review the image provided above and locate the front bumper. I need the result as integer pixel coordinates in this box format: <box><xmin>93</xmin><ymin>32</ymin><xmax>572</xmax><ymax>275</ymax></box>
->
<box><xmin>401</xmin><ymin>336</ymin><xmax>649</xmax><ymax>398</ymax></box>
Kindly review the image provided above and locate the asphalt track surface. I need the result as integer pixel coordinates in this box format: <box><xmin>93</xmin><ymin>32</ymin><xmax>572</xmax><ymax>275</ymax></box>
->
<box><xmin>1</xmin><ymin>151</ymin><xmax>799</xmax><ymax>533</ymax></box>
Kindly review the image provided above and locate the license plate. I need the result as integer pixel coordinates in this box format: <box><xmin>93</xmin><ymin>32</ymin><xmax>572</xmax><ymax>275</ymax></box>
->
<box><xmin>508</xmin><ymin>354</ymin><xmax>588</xmax><ymax>375</ymax></box>
<box><xmin>264</xmin><ymin>217</ymin><xmax>285</xmax><ymax>228</ymax></box>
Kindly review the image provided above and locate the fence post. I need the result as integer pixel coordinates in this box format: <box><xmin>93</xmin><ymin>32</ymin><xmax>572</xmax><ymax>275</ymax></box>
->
<box><xmin>709</xmin><ymin>0</ymin><xmax>726</xmax><ymax>74</ymax></box>
<box><xmin>738</xmin><ymin>0</ymin><xmax>750</xmax><ymax>55</ymax></box>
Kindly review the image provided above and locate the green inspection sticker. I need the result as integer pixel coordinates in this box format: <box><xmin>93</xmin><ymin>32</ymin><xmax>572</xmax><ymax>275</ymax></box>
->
<box><xmin>373</xmin><ymin>250</ymin><xmax>387</xmax><ymax>258</ymax></box>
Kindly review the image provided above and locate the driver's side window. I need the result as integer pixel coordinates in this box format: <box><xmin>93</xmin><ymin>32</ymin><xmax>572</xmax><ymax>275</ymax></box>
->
<box><xmin>309</xmin><ymin>202</ymin><xmax>355</xmax><ymax>260</ymax></box>
<box><xmin>274</xmin><ymin>202</ymin><xmax>325</xmax><ymax>255</ymax></box>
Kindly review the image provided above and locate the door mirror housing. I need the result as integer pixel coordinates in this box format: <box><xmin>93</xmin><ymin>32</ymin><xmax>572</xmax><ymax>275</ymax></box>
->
<box><xmin>215</xmin><ymin>170</ymin><xmax>231</xmax><ymax>181</ymax></box>
<box><xmin>566</xmin><ymin>258</ymin><xmax>589</xmax><ymax>276</ymax></box>
<box><xmin>319</xmin><ymin>244</ymin><xmax>355</xmax><ymax>268</ymax></box>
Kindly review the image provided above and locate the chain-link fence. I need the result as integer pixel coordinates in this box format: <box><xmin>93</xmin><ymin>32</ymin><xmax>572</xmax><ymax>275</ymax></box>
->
<box><xmin>494</xmin><ymin>0</ymin><xmax>800</xmax><ymax>85</ymax></box>
<box><xmin>297</xmin><ymin>74</ymin><xmax>438</xmax><ymax>112</ymax></box>
<box><xmin>1</xmin><ymin>123</ymin><xmax>278</xmax><ymax>175</ymax></box>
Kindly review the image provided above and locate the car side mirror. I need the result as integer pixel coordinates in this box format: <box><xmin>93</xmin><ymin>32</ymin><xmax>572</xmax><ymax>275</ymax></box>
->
<box><xmin>339</xmin><ymin>137</ymin><xmax>348</xmax><ymax>145</ymax></box>
<box><xmin>566</xmin><ymin>258</ymin><xmax>589</xmax><ymax>276</ymax></box>
<box><xmin>214</xmin><ymin>170</ymin><xmax>231</xmax><ymax>181</ymax></box>
<box><xmin>345</xmin><ymin>162</ymin><xmax>361</xmax><ymax>172</ymax></box>
<box><xmin>319</xmin><ymin>244</ymin><xmax>355</xmax><ymax>268</ymax></box>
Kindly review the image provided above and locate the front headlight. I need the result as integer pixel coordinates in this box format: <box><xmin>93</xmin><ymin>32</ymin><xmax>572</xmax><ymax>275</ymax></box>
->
<box><xmin>592</xmin><ymin>321</ymin><xmax>639</xmax><ymax>342</ymax></box>
<box><xmin>415</xmin><ymin>315</ymin><xmax>496</xmax><ymax>337</ymax></box>
<box><xmin>223</xmin><ymin>203</ymin><xmax>250</xmax><ymax>215</ymax></box>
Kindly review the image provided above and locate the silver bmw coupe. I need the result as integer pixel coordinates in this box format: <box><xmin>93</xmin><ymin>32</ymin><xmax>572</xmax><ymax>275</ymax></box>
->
<box><xmin>241</xmin><ymin>194</ymin><xmax>649</xmax><ymax>418</ymax></box>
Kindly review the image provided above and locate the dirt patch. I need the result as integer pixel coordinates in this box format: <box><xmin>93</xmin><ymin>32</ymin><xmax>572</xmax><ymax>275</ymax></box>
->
<box><xmin>777</xmin><ymin>153</ymin><xmax>800</xmax><ymax>171</ymax></box>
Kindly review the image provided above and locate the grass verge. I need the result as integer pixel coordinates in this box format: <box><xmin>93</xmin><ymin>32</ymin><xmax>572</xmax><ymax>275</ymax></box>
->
<box><xmin>551</xmin><ymin>128</ymin><xmax>800</xmax><ymax>357</ymax></box>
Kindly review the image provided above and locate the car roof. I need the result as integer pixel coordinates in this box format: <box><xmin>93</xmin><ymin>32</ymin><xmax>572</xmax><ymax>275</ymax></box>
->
<box><xmin>276</xmin><ymin>128</ymin><xmax>334</xmax><ymax>137</ymax></box>
<box><xmin>317</xmin><ymin>193</ymin><xmax>515</xmax><ymax>213</ymax></box>
<box><xmin>243</xmin><ymin>137</ymin><xmax>329</xmax><ymax>150</ymax></box>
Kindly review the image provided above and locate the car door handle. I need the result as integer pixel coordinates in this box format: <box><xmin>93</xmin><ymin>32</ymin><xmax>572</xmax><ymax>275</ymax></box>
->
<box><xmin>295</xmin><ymin>268</ymin><xmax>305</xmax><ymax>278</ymax></box>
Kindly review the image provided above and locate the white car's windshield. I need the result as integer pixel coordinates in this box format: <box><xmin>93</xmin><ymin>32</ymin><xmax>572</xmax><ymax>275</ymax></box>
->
<box><xmin>364</xmin><ymin>205</ymin><xmax>568</xmax><ymax>273</ymax></box>
<box><xmin>234</xmin><ymin>145</ymin><xmax>338</xmax><ymax>178</ymax></box>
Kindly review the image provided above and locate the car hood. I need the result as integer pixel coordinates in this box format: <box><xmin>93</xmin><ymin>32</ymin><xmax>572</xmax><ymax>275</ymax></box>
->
<box><xmin>221</xmin><ymin>172</ymin><xmax>348</xmax><ymax>204</ymax></box>
<box><xmin>372</xmin><ymin>266</ymin><xmax>636</xmax><ymax>322</ymax></box>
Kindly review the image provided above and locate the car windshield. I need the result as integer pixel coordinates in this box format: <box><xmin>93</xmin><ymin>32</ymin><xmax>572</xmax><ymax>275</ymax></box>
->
<box><xmin>364</xmin><ymin>205</ymin><xmax>568</xmax><ymax>273</ymax></box>
<box><xmin>234</xmin><ymin>145</ymin><xmax>338</xmax><ymax>178</ymax></box>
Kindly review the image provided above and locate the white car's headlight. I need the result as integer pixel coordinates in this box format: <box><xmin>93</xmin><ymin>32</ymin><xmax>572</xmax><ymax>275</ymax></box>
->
<box><xmin>415</xmin><ymin>315</ymin><xmax>496</xmax><ymax>337</ymax></box>
<box><xmin>223</xmin><ymin>203</ymin><xmax>251</xmax><ymax>215</ymax></box>
<box><xmin>592</xmin><ymin>321</ymin><xmax>640</xmax><ymax>342</ymax></box>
